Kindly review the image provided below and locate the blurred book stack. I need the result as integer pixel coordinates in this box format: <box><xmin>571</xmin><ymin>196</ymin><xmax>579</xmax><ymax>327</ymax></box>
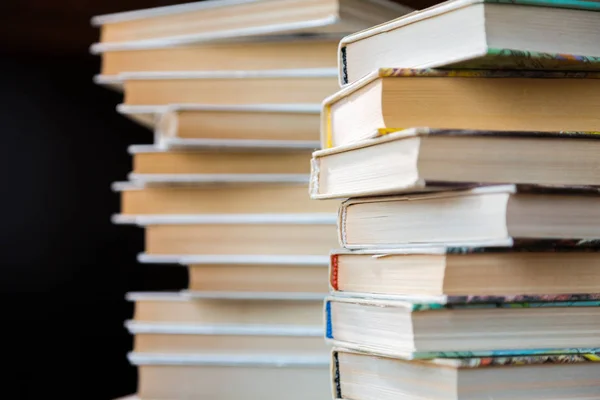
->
<box><xmin>310</xmin><ymin>0</ymin><xmax>600</xmax><ymax>399</ymax></box>
<box><xmin>91</xmin><ymin>0</ymin><xmax>414</xmax><ymax>399</ymax></box>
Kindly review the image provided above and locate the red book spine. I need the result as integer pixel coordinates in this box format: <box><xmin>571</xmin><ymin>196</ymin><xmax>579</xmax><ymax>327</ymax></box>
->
<box><xmin>330</xmin><ymin>254</ymin><xmax>339</xmax><ymax>291</ymax></box>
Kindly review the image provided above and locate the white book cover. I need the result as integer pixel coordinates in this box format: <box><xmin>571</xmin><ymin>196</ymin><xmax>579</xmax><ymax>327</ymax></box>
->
<box><xmin>126</xmin><ymin>291</ymin><xmax>187</xmax><ymax>302</ymax></box>
<box><xmin>111</xmin><ymin>179</ymin><xmax>313</xmax><ymax>192</ymax></box>
<box><xmin>138</xmin><ymin>253</ymin><xmax>330</xmax><ymax>266</ymax></box>
<box><xmin>119</xmin><ymin>68</ymin><xmax>337</xmax><ymax>81</ymax></box>
<box><xmin>160</xmin><ymin>137</ymin><xmax>321</xmax><ymax>150</ymax></box>
<box><xmin>182</xmin><ymin>290</ymin><xmax>327</xmax><ymax>301</ymax></box>
<box><xmin>125</xmin><ymin>290</ymin><xmax>325</xmax><ymax>302</ymax></box>
<box><xmin>127</xmin><ymin>352</ymin><xmax>330</xmax><ymax>367</ymax></box>
<box><xmin>125</xmin><ymin>320</ymin><xmax>324</xmax><ymax>336</ymax></box>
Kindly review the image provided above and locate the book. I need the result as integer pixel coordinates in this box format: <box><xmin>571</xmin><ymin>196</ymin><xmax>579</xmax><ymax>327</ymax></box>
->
<box><xmin>309</xmin><ymin>128</ymin><xmax>600</xmax><ymax>199</ymax></box>
<box><xmin>325</xmin><ymin>294</ymin><xmax>600</xmax><ymax>359</ymax></box>
<box><xmin>123</xmin><ymin>215</ymin><xmax>338</xmax><ymax>256</ymax></box>
<box><xmin>127</xmin><ymin>321</ymin><xmax>328</xmax><ymax>356</ymax></box>
<box><xmin>120</xmin><ymin>69</ymin><xmax>339</xmax><ymax>106</ymax></box>
<box><xmin>329</xmin><ymin>244</ymin><xmax>600</xmax><ymax>297</ymax></box>
<box><xmin>188</xmin><ymin>263</ymin><xmax>329</xmax><ymax>293</ymax></box>
<box><xmin>99</xmin><ymin>37</ymin><xmax>339</xmax><ymax>81</ymax></box>
<box><xmin>118</xmin><ymin>104</ymin><xmax>323</xmax><ymax>150</ymax></box>
<box><xmin>90</xmin><ymin>0</ymin><xmax>413</xmax><ymax>52</ymax></box>
<box><xmin>333</xmin><ymin>347</ymin><xmax>600</xmax><ymax>400</ymax></box>
<box><xmin>129</xmin><ymin>353</ymin><xmax>330</xmax><ymax>400</ymax></box>
<box><xmin>337</xmin><ymin>185</ymin><xmax>600</xmax><ymax>248</ymax></box>
<box><xmin>127</xmin><ymin>291</ymin><xmax>325</xmax><ymax>326</ymax></box>
<box><xmin>127</xmin><ymin>145</ymin><xmax>313</xmax><ymax>175</ymax></box>
<box><xmin>338</xmin><ymin>0</ymin><xmax>600</xmax><ymax>85</ymax></box>
<box><xmin>114</xmin><ymin>181</ymin><xmax>338</xmax><ymax>216</ymax></box>
<box><xmin>321</xmin><ymin>69</ymin><xmax>600</xmax><ymax>149</ymax></box>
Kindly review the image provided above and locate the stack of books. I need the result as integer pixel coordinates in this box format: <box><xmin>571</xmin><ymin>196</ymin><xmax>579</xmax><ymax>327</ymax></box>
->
<box><xmin>90</xmin><ymin>0</ymin><xmax>413</xmax><ymax>399</ymax></box>
<box><xmin>310</xmin><ymin>0</ymin><xmax>600</xmax><ymax>398</ymax></box>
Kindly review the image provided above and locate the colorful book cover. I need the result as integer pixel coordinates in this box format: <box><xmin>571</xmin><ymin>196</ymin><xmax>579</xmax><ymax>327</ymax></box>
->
<box><xmin>376</xmin><ymin>68</ymin><xmax>600</xmax><ymax>79</ymax></box>
<box><xmin>332</xmin><ymin>348</ymin><xmax>600</xmax><ymax>399</ymax></box>
<box><xmin>325</xmin><ymin>295</ymin><xmax>600</xmax><ymax>359</ymax></box>
<box><xmin>445</xmin><ymin>49</ymin><xmax>600</xmax><ymax>71</ymax></box>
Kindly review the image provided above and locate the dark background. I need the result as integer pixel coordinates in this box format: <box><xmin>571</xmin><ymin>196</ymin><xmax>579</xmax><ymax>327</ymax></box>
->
<box><xmin>0</xmin><ymin>0</ymin><xmax>438</xmax><ymax>398</ymax></box>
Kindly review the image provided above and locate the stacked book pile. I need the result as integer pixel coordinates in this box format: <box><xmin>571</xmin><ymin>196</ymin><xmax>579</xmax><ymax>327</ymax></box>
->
<box><xmin>90</xmin><ymin>0</ymin><xmax>413</xmax><ymax>399</ymax></box>
<box><xmin>310</xmin><ymin>0</ymin><xmax>600</xmax><ymax>398</ymax></box>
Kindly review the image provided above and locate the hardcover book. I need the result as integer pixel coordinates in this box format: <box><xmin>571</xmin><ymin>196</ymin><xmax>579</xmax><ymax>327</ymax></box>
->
<box><xmin>325</xmin><ymin>294</ymin><xmax>600</xmax><ymax>359</ymax></box>
<box><xmin>338</xmin><ymin>0</ymin><xmax>600</xmax><ymax>85</ymax></box>
<box><xmin>310</xmin><ymin>128</ymin><xmax>600</xmax><ymax>199</ymax></box>
<box><xmin>98</xmin><ymin>37</ymin><xmax>339</xmax><ymax>83</ymax></box>
<box><xmin>117</xmin><ymin>215</ymin><xmax>338</xmax><ymax>256</ymax></box>
<box><xmin>113</xmin><ymin>181</ymin><xmax>338</xmax><ymax>217</ymax></box>
<box><xmin>91</xmin><ymin>0</ymin><xmax>413</xmax><ymax>53</ymax></box>
<box><xmin>336</xmin><ymin>184</ymin><xmax>600</xmax><ymax>247</ymax></box>
<box><xmin>127</xmin><ymin>291</ymin><xmax>325</xmax><ymax>327</ymax></box>
<box><xmin>129</xmin><ymin>353</ymin><xmax>330</xmax><ymax>400</ymax></box>
<box><xmin>120</xmin><ymin>69</ymin><xmax>339</xmax><ymax>106</ymax></box>
<box><xmin>332</xmin><ymin>347</ymin><xmax>600</xmax><ymax>400</ymax></box>
<box><xmin>321</xmin><ymin>68</ymin><xmax>600</xmax><ymax>149</ymax></box>
<box><xmin>329</xmin><ymin>242</ymin><xmax>600</xmax><ymax>298</ymax></box>
<box><xmin>126</xmin><ymin>321</ymin><xmax>328</xmax><ymax>357</ymax></box>
<box><xmin>117</xmin><ymin>104</ymin><xmax>323</xmax><ymax>149</ymax></box>
<box><xmin>126</xmin><ymin>145</ymin><xmax>313</xmax><ymax>176</ymax></box>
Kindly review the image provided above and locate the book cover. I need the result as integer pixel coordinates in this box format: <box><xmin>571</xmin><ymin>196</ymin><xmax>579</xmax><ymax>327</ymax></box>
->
<box><xmin>321</xmin><ymin>72</ymin><xmax>600</xmax><ymax>148</ymax></box>
<box><xmin>128</xmin><ymin>352</ymin><xmax>330</xmax><ymax>367</ymax></box>
<box><xmin>331</xmin><ymin>346</ymin><xmax>600</xmax><ymax>399</ymax></box>
<box><xmin>325</xmin><ymin>295</ymin><xmax>600</xmax><ymax>359</ymax></box>
<box><xmin>329</xmin><ymin>240</ymin><xmax>600</xmax><ymax>294</ymax></box>
<box><xmin>338</xmin><ymin>0</ymin><xmax>600</xmax><ymax>85</ymax></box>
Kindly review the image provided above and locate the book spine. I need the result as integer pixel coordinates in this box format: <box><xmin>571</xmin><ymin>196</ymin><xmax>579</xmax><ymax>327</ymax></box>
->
<box><xmin>330</xmin><ymin>254</ymin><xmax>339</xmax><ymax>291</ymax></box>
<box><xmin>309</xmin><ymin>157</ymin><xmax>321</xmax><ymax>198</ymax></box>
<box><xmin>331</xmin><ymin>351</ymin><xmax>342</xmax><ymax>398</ymax></box>
<box><xmin>340</xmin><ymin>46</ymin><xmax>348</xmax><ymax>86</ymax></box>
<box><xmin>325</xmin><ymin>300</ymin><xmax>334</xmax><ymax>339</ymax></box>
<box><xmin>337</xmin><ymin>203</ymin><xmax>347</xmax><ymax>247</ymax></box>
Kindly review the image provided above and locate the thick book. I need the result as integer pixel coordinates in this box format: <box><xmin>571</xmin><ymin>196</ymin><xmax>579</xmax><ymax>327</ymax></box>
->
<box><xmin>91</xmin><ymin>0</ymin><xmax>413</xmax><ymax>53</ymax></box>
<box><xmin>118</xmin><ymin>104</ymin><xmax>322</xmax><ymax>150</ymax></box>
<box><xmin>333</xmin><ymin>347</ymin><xmax>600</xmax><ymax>400</ymax></box>
<box><xmin>338</xmin><ymin>0</ymin><xmax>600</xmax><ymax>85</ymax></box>
<box><xmin>337</xmin><ymin>185</ymin><xmax>600</xmax><ymax>248</ymax></box>
<box><xmin>127</xmin><ymin>145</ymin><xmax>313</xmax><ymax>175</ymax></box>
<box><xmin>330</xmin><ymin>243</ymin><xmax>600</xmax><ymax>298</ymax></box>
<box><xmin>309</xmin><ymin>128</ymin><xmax>600</xmax><ymax>199</ymax></box>
<box><xmin>321</xmin><ymin>69</ymin><xmax>600</xmax><ymax>149</ymax></box>
<box><xmin>114</xmin><ymin>181</ymin><xmax>338</xmax><ymax>216</ymax></box>
<box><xmin>129</xmin><ymin>353</ymin><xmax>330</xmax><ymax>400</ymax></box>
<box><xmin>325</xmin><ymin>294</ymin><xmax>600</xmax><ymax>359</ymax></box>
<box><xmin>127</xmin><ymin>291</ymin><xmax>325</xmax><ymax>327</ymax></box>
<box><xmin>119</xmin><ymin>69</ymin><xmax>339</xmax><ymax>106</ymax></box>
<box><xmin>118</xmin><ymin>215</ymin><xmax>338</xmax><ymax>256</ymax></box>
<box><xmin>98</xmin><ymin>37</ymin><xmax>339</xmax><ymax>82</ymax></box>
<box><xmin>126</xmin><ymin>321</ymin><xmax>328</xmax><ymax>357</ymax></box>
